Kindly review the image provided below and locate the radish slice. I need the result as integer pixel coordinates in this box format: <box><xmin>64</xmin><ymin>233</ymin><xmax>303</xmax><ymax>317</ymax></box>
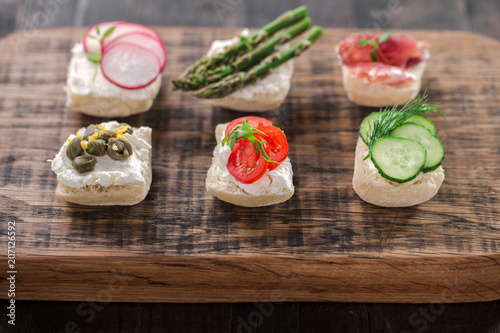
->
<box><xmin>101</xmin><ymin>42</ymin><xmax>161</xmax><ymax>90</ymax></box>
<box><xmin>105</xmin><ymin>32</ymin><xmax>166</xmax><ymax>70</ymax></box>
<box><xmin>83</xmin><ymin>21</ymin><xmax>119</xmax><ymax>54</ymax></box>
<box><xmin>83</xmin><ymin>21</ymin><xmax>163</xmax><ymax>54</ymax></box>
<box><xmin>103</xmin><ymin>22</ymin><xmax>162</xmax><ymax>46</ymax></box>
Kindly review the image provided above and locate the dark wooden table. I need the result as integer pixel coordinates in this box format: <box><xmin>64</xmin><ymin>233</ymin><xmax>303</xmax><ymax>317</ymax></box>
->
<box><xmin>1</xmin><ymin>0</ymin><xmax>499</xmax><ymax>332</ymax></box>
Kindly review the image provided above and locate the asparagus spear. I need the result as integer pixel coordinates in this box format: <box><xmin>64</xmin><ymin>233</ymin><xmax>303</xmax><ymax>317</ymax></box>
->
<box><xmin>173</xmin><ymin>5</ymin><xmax>308</xmax><ymax>84</ymax></box>
<box><xmin>192</xmin><ymin>26</ymin><xmax>323</xmax><ymax>99</ymax></box>
<box><xmin>232</xmin><ymin>17</ymin><xmax>311</xmax><ymax>71</ymax></box>
<box><xmin>174</xmin><ymin>17</ymin><xmax>312</xmax><ymax>91</ymax></box>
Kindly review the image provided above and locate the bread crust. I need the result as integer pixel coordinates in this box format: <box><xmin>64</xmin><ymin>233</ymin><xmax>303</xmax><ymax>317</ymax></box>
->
<box><xmin>206</xmin><ymin>123</ymin><xmax>294</xmax><ymax>207</ymax></box>
<box><xmin>341</xmin><ymin>62</ymin><xmax>426</xmax><ymax>107</ymax></box>
<box><xmin>55</xmin><ymin>173</ymin><xmax>151</xmax><ymax>206</ymax></box>
<box><xmin>352</xmin><ymin>137</ymin><xmax>444</xmax><ymax>207</ymax></box>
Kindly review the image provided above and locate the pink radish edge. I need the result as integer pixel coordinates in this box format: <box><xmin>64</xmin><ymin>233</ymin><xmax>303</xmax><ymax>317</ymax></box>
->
<box><xmin>104</xmin><ymin>31</ymin><xmax>167</xmax><ymax>71</ymax></box>
<box><xmin>107</xmin><ymin>22</ymin><xmax>162</xmax><ymax>44</ymax></box>
<box><xmin>100</xmin><ymin>42</ymin><xmax>161</xmax><ymax>90</ymax></box>
<box><xmin>83</xmin><ymin>21</ymin><xmax>163</xmax><ymax>54</ymax></box>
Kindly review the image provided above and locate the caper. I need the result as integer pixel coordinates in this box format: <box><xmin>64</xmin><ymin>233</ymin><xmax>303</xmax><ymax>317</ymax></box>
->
<box><xmin>83</xmin><ymin>124</ymin><xmax>100</xmax><ymax>140</ymax></box>
<box><xmin>98</xmin><ymin>129</ymin><xmax>116</xmax><ymax>142</ymax></box>
<box><xmin>107</xmin><ymin>138</ymin><xmax>134</xmax><ymax>161</ymax></box>
<box><xmin>66</xmin><ymin>137</ymin><xmax>84</xmax><ymax>160</ymax></box>
<box><xmin>72</xmin><ymin>155</ymin><xmax>96</xmax><ymax>173</ymax></box>
<box><xmin>86</xmin><ymin>139</ymin><xmax>107</xmax><ymax>156</ymax></box>
<box><xmin>119</xmin><ymin>123</ymin><xmax>133</xmax><ymax>134</ymax></box>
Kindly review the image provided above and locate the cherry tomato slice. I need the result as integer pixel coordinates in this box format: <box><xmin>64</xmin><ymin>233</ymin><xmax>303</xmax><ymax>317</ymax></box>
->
<box><xmin>256</xmin><ymin>126</ymin><xmax>289</xmax><ymax>170</ymax></box>
<box><xmin>227</xmin><ymin>140</ymin><xmax>269</xmax><ymax>184</ymax></box>
<box><xmin>225</xmin><ymin>116</ymin><xmax>272</xmax><ymax>138</ymax></box>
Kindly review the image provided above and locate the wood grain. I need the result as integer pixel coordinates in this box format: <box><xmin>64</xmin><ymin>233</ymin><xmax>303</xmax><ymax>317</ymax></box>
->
<box><xmin>0</xmin><ymin>27</ymin><xmax>499</xmax><ymax>303</ymax></box>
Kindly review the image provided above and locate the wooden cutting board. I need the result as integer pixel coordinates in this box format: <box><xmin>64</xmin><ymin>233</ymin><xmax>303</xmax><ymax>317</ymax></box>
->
<box><xmin>0</xmin><ymin>27</ymin><xmax>499</xmax><ymax>303</ymax></box>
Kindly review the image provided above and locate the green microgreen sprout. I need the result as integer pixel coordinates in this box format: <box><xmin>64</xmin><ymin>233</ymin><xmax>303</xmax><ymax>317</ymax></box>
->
<box><xmin>84</xmin><ymin>24</ymin><xmax>116</xmax><ymax>80</ymax></box>
<box><xmin>222</xmin><ymin>119</ymin><xmax>278</xmax><ymax>164</ymax></box>
<box><xmin>357</xmin><ymin>31</ymin><xmax>392</xmax><ymax>63</ymax></box>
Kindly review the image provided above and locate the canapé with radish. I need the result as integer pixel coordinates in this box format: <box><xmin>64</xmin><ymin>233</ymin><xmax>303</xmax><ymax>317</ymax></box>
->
<box><xmin>66</xmin><ymin>22</ymin><xmax>166</xmax><ymax>117</ymax></box>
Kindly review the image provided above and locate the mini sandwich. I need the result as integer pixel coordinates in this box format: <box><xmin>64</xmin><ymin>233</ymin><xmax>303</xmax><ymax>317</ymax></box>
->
<box><xmin>206</xmin><ymin>116</ymin><xmax>294</xmax><ymax>207</ymax></box>
<box><xmin>172</xmin><ymin>6</ymin><xmax>323</xmax><ymax>112</ymax></box>
<box><xmin>51</xmin><ymin>121</ymin><xmax>152</xmax><ymax>206</ymax></box>
<box><xmin>204</xmin><ymin>29</ymin><xmax>294</xmax><ymax>112</ymax></box>
<box><xmin>353</xmin><ymin>95</ymin><xmax>445</xmax><ymax>207</ymax></box>
<box><xmin>66</xmin><ymin>21</ymin><xmax>167</xmax><ymax>117</ymax></box>
<box><xmin>336</xmin><ymin>32</ymin><xmax>429</xmax><ymax>107</ymax></box>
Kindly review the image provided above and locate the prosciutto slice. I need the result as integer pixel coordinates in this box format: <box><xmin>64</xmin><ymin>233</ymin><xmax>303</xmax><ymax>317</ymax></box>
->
<box><xmin>336</xmin><ymin>33</ymin><xmax>429</xmax><ymax>86</ymax></box>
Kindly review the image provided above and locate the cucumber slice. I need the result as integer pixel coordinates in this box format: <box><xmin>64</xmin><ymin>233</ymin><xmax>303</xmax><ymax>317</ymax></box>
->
<box><xmin>359</xmin><ymin>112</ymin><xmax>380</xmax><ymax>145</ymax></box>
<box><xmin>371</xmin><ymin>137</ymin><xmax>427</xmax><ymax>183</ymax></box>
<box><xmin>390</xmin><ymin>123</ymin><xmax>444</xmax><ymax>172</ymax></box>
<box><xmin>404</xmin><ymin>114</ymin><xmax>436</xmax><ymax>135</ymax></box>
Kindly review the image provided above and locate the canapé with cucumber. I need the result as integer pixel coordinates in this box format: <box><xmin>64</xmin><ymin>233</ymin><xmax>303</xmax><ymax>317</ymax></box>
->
<box><xmin>352</xmin><ymin>94</ymin><xmax>445</xmax><ymax>207</ymax></box>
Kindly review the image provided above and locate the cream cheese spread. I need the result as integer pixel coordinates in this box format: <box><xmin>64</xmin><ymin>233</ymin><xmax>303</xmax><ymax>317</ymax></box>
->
<box><xmin>51</xmin><ymin>121</ymin><xmax>151</xmax><ymax>188</ymax></box>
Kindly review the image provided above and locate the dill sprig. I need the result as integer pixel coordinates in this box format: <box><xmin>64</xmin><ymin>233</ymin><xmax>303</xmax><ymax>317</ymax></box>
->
<box><xmin>363</xmin><ymin>92</ymin><xmax>443</xmax><ymax>160</ymax></box>
<box><xmin>222</xmin><ymin>119</ymin><xmax>277</xmax><ymax>164</ymax></box>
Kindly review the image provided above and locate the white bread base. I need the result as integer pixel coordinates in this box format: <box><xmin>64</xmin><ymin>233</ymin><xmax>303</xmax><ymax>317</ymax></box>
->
<box><xmin>55</xmin><ymin>173</ymin><xmax>151</xmax><ymax>206</ymax></box>
<box><xmin>205</xmin><ymin>123</ymin><xmax>294</xmax><ymax>207</ymax></box>
<box><xmin>352</xmin><ymin>137</ymin><xmax>444</xmax><ymax>207</ymax></box>
<box><xmin>206</xmin><ymin>171</ymin><xmax>294</xmax><ymax>207</ymax></box>
<box><xmin>341</xmin><ymin>62</ymin><xmax>426</xmax><ymax>107</ymax></box>
<box><xmin>66</xmin><ymin>75</ymin><xmax>162</xmax><ymax>118</ymax></box>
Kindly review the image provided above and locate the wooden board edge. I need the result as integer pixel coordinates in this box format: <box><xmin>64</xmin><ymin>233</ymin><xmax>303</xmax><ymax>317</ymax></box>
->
<box><xmin>1</xmin><ymin>254</ymin><xmax>499</xmax><ymax>303</ymax></box>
